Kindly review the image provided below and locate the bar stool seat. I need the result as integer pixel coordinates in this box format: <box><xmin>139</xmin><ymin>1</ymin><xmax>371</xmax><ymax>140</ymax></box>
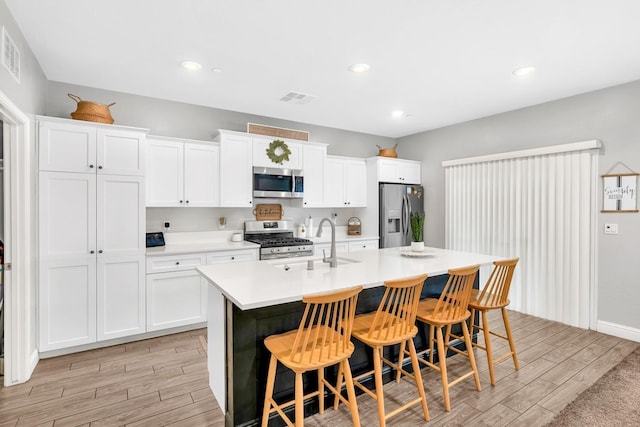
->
<box><xmin>262</xmin><ymin>285</ymin><xmax>363</xmax><ymax>427</ymax></box>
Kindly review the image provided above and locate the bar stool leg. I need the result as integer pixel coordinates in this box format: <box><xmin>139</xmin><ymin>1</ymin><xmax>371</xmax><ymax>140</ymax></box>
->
<box><xmin>342</xmin><ymin>358</ymin><xmax>361</xmax><ymax>427</ymax></box>
<box><xmin>435</xmin><ymin>326</ymin><xmax>451</xmax><ymax>412</ymax></box>
<box><xmin>333</xmin><ymin>363</ymin><xmax>344</xmax><ymax>410</ymax></box>
<box><xmin>408</xmin><ymin>339</ymin><xmax>430</xmax><ymax>421</ymax></box>
<box><xmin>395</xmin><ymin>339</ymin><xmax>407</xmax><ymax>383</ymax></box>
<box><xmin>502</xmin><ymin>307</ymin><xmax>520</xmax><ymax>370</ymax></box>
<box><xmin>373</xmin><ymin>345</ymin><xmax>387</xmax><ymax>427</ymax></box>
<box><xmin>318</xmin><ymin>367</ymin><xmax>325</xmax><ymax>414</ymax></box>
<box><xmin>480</xmin><ymin>310</ymin><xmax>496</xmax><ymax>385</ymax></box>
<box><xmin>295</xmin><ymin>372</ymin><xmax>304</xmax><ymax>426</ymax></box>
<box><xmin>262</xmin><ymin>354</ymin><xmax>278</xmax><ymax>427</ymax></box>
<box><xmin>462</xmin><ymin>319</ymin><xmax>482</xmax><ymax>391</ymax></box>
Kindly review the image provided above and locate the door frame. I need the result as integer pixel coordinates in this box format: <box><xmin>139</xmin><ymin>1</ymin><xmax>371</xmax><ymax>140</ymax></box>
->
<box><xmin>0</xmin><ymin>89</ymin><xmax>37</xmax><ymax>386</ymax></box>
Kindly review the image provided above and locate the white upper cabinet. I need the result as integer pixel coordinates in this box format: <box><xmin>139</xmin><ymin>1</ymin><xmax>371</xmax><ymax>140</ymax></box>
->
<box><xmin>146</xmin><ymin>136</ymin><xmax>220</xmax><ymax>207</ymax></box>
<box><xmin>38</xmin><ymin>116</ymin><xmax>146</xmax><ymax>176</ymax></box>
<box><xmin>376</xmin><ymin>157</ymin><xmax>422</xmax><ymax>184</ymax></box>
<box><xmin>302</xmin><ymin>144</ymin><xmax>327</xmax><ymax>208</ymax></box>
<box><xmin>217</xmin><ymin>130</ymin><xmax>253</xmax><ymax>207</ymax></box>
<box><xmin>252</xmin><ymin>136</ymin><xmax>302</xmax><ymax>169</ymax></box>
<box><xmin>324</xmin><ymin>156</ymin><xmax>367</xmax><ymax>207</ymax></box>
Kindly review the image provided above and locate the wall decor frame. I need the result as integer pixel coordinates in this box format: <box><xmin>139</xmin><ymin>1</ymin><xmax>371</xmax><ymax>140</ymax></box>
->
<box><xmin>601</xmin><ymin>173</ymin><xmax>639</xmax><ymax>213</ymax></box>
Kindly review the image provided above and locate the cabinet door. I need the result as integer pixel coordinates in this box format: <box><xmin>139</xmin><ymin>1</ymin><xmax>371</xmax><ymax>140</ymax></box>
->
<box><xmin>96</xmin><ymin>175</ymin><xmax>146</xmax><ymax>339</ymax></box>
<box><xmin>313</xmin><ymin>242</ymin><xmax>349</xmax><ymax>256</ymax></box>
<box><xmin>146</xmin><ymin>270</ymin><xmax>207</xmax><ymax>331</ymax></box>
<box><xmin>97</xmin><ymin>254</ymin><xmax>146</xmax><ymax>340</ymax></box>
<box><xmin>378</xmin><ymin>159</ymin><xmax>402</xmax><ymax>183</ymax></box>
<box><xmin>403</xmin><ymin>162</ymin><xmax>422</xmax><ymax>184</ymax></box>
<box><xmin>184</xmin><ymin>143</ymin><xmax>220</xmax><ymax>207</ymax></box>
<box><xmin>323</xmin><ymin>158</ymin><xmax>346</xmax><ymax>207</ymax></box>
<box><xmin>252</xmin><ymin>137</ymin><xmax>302</xmax><ymax>169</ymax></box>
<box><xmin>39</xmin><ymin>121</ymin><xmax>97</xmax><ymax>173</ymax></box>
<box><xmin>302</xmin><ymin>145</ymin><xmax>326</xmax><ymax>207</ymax></box>
<box><xmin>39</xmin><ymin>172</ymin><xmax>97</xmax><ymax>260</ymax></box>
<box><xmin>146</xmin><ymin>139</ymin><xmax>183</xmax><ymax>207</ymax></box>
<box><xmin>96</xmin><ymin>128</ymin><xmax>146</xmax><ymax>176</ymax></box>
<box><xmin>345</xmin><ymin>160</ymin><xmax>367</xmax><ymax>207</ymax></box>
<box><xmin>348</xmin><ymin>239</ymin><xmax>379</xmax><ymax>252</ymax></box>
<box><xmin>220</xmin><ymin>134</ymin><xmax>253</xmax><ymax>207</ymax></box>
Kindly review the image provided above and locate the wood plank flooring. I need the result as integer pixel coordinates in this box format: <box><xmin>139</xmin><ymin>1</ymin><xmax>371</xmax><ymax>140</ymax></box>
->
<box><xmin>0</xmin><ymin>310</ymin><xmax>637</xmax><ymax>426</ymax></box>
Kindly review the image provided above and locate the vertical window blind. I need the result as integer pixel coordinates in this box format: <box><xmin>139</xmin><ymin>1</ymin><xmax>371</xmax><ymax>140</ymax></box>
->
<box><xmin>443</xmin><ymin>141</ymin><xmax>600</xmax><ymax>328</ymax></box>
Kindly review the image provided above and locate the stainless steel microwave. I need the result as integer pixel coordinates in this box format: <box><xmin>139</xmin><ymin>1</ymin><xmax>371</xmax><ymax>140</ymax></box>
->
<box><xmin>253</xmin><ymin>167</ymin><xmax>304</xmax><ymax>199</ymax></box>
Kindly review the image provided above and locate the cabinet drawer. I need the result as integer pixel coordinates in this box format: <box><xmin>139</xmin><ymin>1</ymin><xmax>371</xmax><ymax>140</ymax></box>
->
<box><xmin>348</xmin><ymin>239</ymin><xmax>379</xmax><ymax>252</ymax></box>
<box><xmin>146</xmin><ymin>253</ymin><xmax>206</xmax><ymax>274</ymax></box>
<box><xmin>207</xmin><ymin>249</ymin><xmax>258</xmax><ymax>264</ymax></box>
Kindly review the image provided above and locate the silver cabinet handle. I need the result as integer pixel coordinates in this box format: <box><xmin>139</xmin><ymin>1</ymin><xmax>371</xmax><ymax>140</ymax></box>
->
<box><xmin>89</xmin><ymin>164</ymin><xmax>95</xmax><ymax>169</ymax></box>
<box><xmin>98</xmin><ymin>250</ymin><xmax>103</xmax><ymax>254</ymax></box>
<box><xmin>90</xmin><ymin>250</ymin><xmax>95</xmax><ymax>254</ymax></box>
<box><xmin>98</xmin><ymin>165</ymin><xmax>103</xmax><ymax>169</ymax></box>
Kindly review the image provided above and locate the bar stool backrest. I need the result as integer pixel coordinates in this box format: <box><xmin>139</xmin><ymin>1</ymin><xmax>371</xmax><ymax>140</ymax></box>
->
<box><xmin>477</xmin><ymin>258</ymin><xmax>519</xmax><ymax>307</ymax></box>
<box><xmin>432</xmin><ymin>265</ymin><xmax>479</xmax><ymax>322</ymax></box>
<box><xmin>289</xmin><ymin>285</ymin><xmax>363</xmax><ymax>365</ymax></box>
<box><xmin>366</xmin><ymin>274</ymin><xmax>427</xmax><ymax>341</ymax></box>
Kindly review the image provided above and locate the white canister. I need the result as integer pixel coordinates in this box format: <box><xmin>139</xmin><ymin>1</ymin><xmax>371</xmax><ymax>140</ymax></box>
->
<box><xmin>297</xmin><ymin>225</ymin><xmax>306</xmax><ymax>237</ymax></box>
<box><xmin>231</xmin><ymin>233</ymin><xmax>242</xmax><ymax>242</ymax></box>
<box><xmin>305</xmin><ymin>216</ymin><xmax>313</xmax><ymax>237</ymax></box>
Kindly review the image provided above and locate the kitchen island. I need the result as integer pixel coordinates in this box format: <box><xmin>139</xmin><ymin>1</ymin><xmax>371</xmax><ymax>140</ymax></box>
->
<box><xmin>198</xmin><ymin>246</ymin><xmax>501</xmax><ymax>427</ymax></box>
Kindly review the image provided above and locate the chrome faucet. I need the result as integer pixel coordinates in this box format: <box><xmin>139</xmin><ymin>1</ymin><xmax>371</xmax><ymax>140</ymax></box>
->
<box><xmin>316</xmin><ymin>217</ymin><xmax>337</xmax><ymax>268</ymax></box>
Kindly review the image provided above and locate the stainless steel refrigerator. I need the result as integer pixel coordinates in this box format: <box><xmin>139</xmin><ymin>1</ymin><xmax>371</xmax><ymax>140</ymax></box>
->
<box><xmin>379</xmin><ymin>183</ymin><xmax>424</xmax><ymax>248</ymax></box>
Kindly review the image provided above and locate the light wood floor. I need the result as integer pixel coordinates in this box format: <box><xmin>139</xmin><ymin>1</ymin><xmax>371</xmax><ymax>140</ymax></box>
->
<box><xmin>0</xmin><ymin>311</ymin><xmax>637</xmax><ymax>426</ymax></box>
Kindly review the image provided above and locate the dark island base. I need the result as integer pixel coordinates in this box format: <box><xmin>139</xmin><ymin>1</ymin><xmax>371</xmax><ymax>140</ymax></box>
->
<box><xmin>226</xmin><ymin>274</ymin><xmax>479</xmax><ymax>427</ymax></box>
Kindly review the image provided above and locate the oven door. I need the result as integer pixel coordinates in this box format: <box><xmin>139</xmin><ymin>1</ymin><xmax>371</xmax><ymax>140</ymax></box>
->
<box><xmin>253</xmin><ymin>167</ymin><xmax>303</xmax><ymax>198</ymax></box>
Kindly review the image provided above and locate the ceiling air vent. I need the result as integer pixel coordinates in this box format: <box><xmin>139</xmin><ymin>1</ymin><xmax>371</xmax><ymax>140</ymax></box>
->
<box><xmin>2</xmin><ymin>27</ymin><xmax>20</xmax><ymax>83</ymax></box>
<box><xmin>279</xmin><ymin>91</ymin><xmax>316</xmax><ymax>105</ymax></box>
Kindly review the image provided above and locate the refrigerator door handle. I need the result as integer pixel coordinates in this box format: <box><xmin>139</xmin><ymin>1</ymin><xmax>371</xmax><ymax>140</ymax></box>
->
<box><xmin>402</xmin><ymin>193</ymin><xmax>410</xmax><ymax>237</ymax></box>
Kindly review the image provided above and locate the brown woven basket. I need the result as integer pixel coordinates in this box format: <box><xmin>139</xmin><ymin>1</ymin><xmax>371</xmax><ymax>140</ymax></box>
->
<box><xmin>376</xmin><ymin>143</ymin><xmax>398</xmax><ymax>158</ymax></box>
<box><xmin>68</xmin><ymin>93</ymin><xmax>115</xmax><ymax>124</ymax></box>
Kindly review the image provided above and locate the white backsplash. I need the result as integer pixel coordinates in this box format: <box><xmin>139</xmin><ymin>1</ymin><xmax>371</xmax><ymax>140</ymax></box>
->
<box><xmin>146</xmin><ymin>205</ymin><xmax>365</xmax><ymax>234</ymax></box>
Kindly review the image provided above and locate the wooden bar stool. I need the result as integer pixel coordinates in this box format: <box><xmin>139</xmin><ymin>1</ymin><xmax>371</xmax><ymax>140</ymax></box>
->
<box><xmin>468</xmin><ymin>258</ymin><xmax>520</xmax><ymax>385</ymax></box>
<box><xmin>338</xmin><ymin>274</ymin><xmax>430</xmax><ymax>427</ymax></box>
<box><xmin>401</xmin><ymin>265</ymin><xmax>481</xmax><ymax>412</ymax></box>
<box><xmin>261</xmin><ymin>285</ymin><xmax>363</xmax><ymax>427</ymax></box>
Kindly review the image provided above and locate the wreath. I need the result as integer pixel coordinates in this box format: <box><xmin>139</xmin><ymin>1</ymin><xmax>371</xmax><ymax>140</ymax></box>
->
<box><xmin>265</xmin><ymin>139</ymin><xmax>291</xmax><ymax>164</ymax></box>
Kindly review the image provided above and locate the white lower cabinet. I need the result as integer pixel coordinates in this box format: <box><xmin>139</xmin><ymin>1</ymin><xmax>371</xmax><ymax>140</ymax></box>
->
<box><xmin>146</xmin><ymin>270</ymin><xmax>207</xmax><ymax>332</ymax></box>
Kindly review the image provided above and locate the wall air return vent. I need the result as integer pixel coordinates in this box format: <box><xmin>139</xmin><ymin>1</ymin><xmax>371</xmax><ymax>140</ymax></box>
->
<box><xmin>2</xmin><ymin>27</ymin><xmax>20</xmax><ymax>83</ymax></box>
<box><xmin>279</xmin><ymin>91</ymin><xmax>316</xmax><ymax>105</ymax></box>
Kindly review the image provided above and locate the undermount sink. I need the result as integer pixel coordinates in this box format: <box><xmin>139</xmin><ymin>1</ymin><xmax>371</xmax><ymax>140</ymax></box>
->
<box><xmin>271</xmin><ymin>257</ymin><xmax>360</xmax><ymax>271</ymax></box>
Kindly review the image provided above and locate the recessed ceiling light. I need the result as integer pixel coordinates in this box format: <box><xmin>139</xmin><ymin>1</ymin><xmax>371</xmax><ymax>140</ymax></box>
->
<box><xmin>349</xmin><ymin>63</ymin><xmax>370</xmax><ymax>73</ymax></box>
<box><xmin>181</xmin><ymin>60</ymin><xmax>202</xmax><ymax>71</ymax></box>
<box><xmin>391</xmin><ymin>110</ymin><xmax>404</xmax><ymax>118</ymax></box>
<box><xmin>513</xmin><ymin>66</ymin><xmax>536</xmax><ymax>77</ymax></box>
<box><xmin>211</xmin><ymin>67</ymin><xmax>222</xmax><ymax>73</ymax></box>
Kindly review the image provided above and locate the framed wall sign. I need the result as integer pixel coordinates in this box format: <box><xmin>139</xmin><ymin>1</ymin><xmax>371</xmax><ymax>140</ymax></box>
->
<box><xmin>601</xmin><ymin>173</ymin><xmax>638</xmax><ymax>212</ymax></box>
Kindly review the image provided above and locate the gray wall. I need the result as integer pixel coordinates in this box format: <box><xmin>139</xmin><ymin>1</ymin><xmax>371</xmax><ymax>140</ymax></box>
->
<box><xmin>46</xmin><ymin>82</ymin><xmax>394</xmax><ymax>158</ymax></box>
<box><xmin>398</xmin><ymin>80</ymin><xmax>640</xmax><ymax>331</ymax></box>
<box><xmin>0</xmin><ymin>0</ymin><xmax>47</xmax><ymax>114</ymax></box>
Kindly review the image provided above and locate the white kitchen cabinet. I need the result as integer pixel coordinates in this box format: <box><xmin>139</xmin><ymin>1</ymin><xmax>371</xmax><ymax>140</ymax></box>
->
<box><xmin>146</xmin><ymin>137</ymin><xmax>220</xmax><ymax>207</ymax></box>
<box><xmin>39</xmin><ymin>172</ymin><xmax>146</xmax><ymax>351</ymax></box>
<box><xmin>217</xmin><ymin>131</ymin><xmax>253</xmax><ymax>207</ymax></box>
<box><xmin>146</xmin><ymin>253</ymin><xmax>207</xmax><ymax>332</ymax></box>
<box><xmin>38</xmin><ymin>116</ymin><xmax>146</xmax><ymax>176</ymax></box>
<box><xmin>348</xmin><ymin>239</ymin><xmax>379</xmax><ymax>252</ymax></box>
<box><xmin>207</xmin><ymin>249</ymin><xmax>258</xmax><ymax>264</ymax></box>
<box><xmin>252</xmin><ymin>136</ymin><xmax>302</xmax><ymax>169</ymax></box>
<box><xmin>376</xmin><ymin>157</ymin><xmax>422</xmax><ymax>184</ymax></box>
<box><xmin>324</xmin><ymin>156</ymin><xmax>367</xmax><ymax>207</ymax></box>
<box><xmin>302</xmin><ymin>144</ymin><xmax>327</xmax><ymax>207</ymax></box>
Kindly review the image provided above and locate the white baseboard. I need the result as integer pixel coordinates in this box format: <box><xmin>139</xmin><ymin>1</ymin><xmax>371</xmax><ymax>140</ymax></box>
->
<box><xmin>597</xmin><ymin>320</ymin><xmax>640</xmax><ymax>343</ymax></box>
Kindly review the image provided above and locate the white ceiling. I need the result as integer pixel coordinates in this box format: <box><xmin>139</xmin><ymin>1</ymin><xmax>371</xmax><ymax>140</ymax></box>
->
<box><xmin>6</xmin><ymin>0</ymin><xmax>640</xmax><ymax>138</ymax></box>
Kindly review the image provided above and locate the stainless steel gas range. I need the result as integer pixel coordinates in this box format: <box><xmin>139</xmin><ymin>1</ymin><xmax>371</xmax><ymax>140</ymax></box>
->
<box><xmin>244</xmin><ymin>220</ymin><xmax>314</xmax><ymax>260</ymax></box>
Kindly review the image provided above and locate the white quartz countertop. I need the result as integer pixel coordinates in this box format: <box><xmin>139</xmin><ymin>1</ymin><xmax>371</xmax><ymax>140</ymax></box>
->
<box><xmin>146</xmin><ymin>240</ymin><xmax>259</xmax><ymax>256</ymax></box>
<box><xmin>197</xmin><ymin>246</ymin><xmax>501</xmax><ymax>310</ymax></box>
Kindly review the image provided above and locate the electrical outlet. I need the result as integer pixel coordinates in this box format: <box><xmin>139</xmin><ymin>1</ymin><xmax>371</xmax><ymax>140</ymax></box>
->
<box><xmin>604</xmin><ymin>224</ymin><xmax>618</xmax><ymax>234</ymax></box>
<box><xmin>163</xmin><ymin>221</ymin><xmax>171</xmax><ymax>231</ymax></box>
